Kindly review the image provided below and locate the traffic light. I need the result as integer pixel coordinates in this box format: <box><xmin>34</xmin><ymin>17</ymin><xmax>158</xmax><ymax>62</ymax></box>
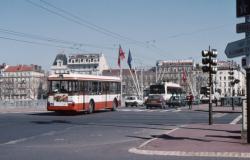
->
<box><xmin>204</xmin><ymin>86</ymin><xmax>210</xmax><ymax>95</ymax></box>
<box><xmin>202</xmin><ymin>48</ymin><xmax>217</xmax><ymax>126</ymax></box>
<box><xmin>201</xmin><ymin>49</ymin><xmax>218</xmax><ymax>74</ymax></box>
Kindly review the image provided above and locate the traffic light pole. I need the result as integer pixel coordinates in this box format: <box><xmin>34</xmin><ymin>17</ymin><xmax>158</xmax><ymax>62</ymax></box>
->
<box><xmin>201</xmin><ymin>46</ymin><xmax>217</xmax><ymax>125</ymax></box>
<box><xmin>246</xmin><ymin>68</ymin><xmax>250</xmax><ymax>143</ymax></box>
<box><xmin>246</xmin><ymin>16</ymin><xmax>250</xmax><ymax>144</ymax></box>
<box><xmin>208</xmin><ymin>47</ymin><xmax>213</xmax><ymax>125</ymax></box>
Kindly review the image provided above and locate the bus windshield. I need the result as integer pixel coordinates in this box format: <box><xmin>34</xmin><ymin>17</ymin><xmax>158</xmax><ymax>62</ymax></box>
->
<box><xmin>50</xmin><ymin>80</ymin><xmax>79</xmax><ymax>93</ymax></box>
<box><xmin>149</xmin><ymin>85</ymin><xmax>165</xmax><ymax>94</ymax></box>
<box><xmin>167</xmin><ymin>86</ymin><xmax>182</xmax><ymax>95</ymax></box>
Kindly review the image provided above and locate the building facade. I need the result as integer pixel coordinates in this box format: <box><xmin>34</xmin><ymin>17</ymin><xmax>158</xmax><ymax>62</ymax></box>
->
<box><xmin>215</xmin><ymin>61</ymin><xmax>246</xmax><ymax>97</ymax></box>
<box><xmin>156</xmin><ymin>60</ymin><xmax>203</xmax><ymax>95</ymax></box>
<box><xmin>0</xmin><ymin>64</ymin><xmax>46</xmax><ymax>100</ymax></box>
<box><xmin>50</xmin><ymin>53</ymin><xmax>110</xmax><ymax>75</ymax></box>
<box><xmin>50</xmin><ymin>54</ymin><xmax>69</xmax><ymax>74</ymax></box>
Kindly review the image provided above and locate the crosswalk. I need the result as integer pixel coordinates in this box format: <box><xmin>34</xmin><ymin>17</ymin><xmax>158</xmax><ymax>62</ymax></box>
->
<box><xmin>117</xmin><ymin>108</ymin><xmax>182</xmax><ymax>113</ymax></box>
<box><xmin>117</xmin><ymin>108</ymin><xmax>228</xmax><ymax>118</ymax></box>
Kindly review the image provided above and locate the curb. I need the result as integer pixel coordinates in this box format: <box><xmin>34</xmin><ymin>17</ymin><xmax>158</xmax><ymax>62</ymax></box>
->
<box><xmin>129</xmin><ymin>147</ymin><xmax>250</xmax><ymax>158</ymax></box>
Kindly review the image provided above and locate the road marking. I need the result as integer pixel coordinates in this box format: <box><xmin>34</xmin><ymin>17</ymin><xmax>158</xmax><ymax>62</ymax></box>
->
<box><xmin>4</xmin><ymin>138</ymin><xmax>28</xmax><ymax>145</ymax></box>
<box><xmin>118</xmin><ymin>108</ymin><xmax>181</xmax><ymax>113</ymax></box>
<box><xmin>159</xmin><ymin>110</ymin><xmax>171</xmax><ymax>112</ymax></box>
<box><xmin>172</xmin><ymin>109</ymin><xmax>181</xmax><ymax>112</ymax></box>
<box><xmin>135</xmin><ymin>127</ymin><xmax>180</xmax><ymax>149</ymax></box>
<box><xmin>213</xmin><ymin>113</ymin><xmax>227</xmax><ymax>118</ymax></box>
<box><xmin>230</xmin><ymin>115</ymin><xmax>242</xmax><ymax>125</ymax></box>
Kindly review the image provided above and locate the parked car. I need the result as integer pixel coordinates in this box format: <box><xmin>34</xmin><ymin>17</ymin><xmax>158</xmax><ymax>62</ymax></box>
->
<box><xmin>168</xmin><ymin>95</ymin><xmax>187</xmax><ymax>107</ymax></box>
<box><xmin>145</xmin><ymin>95</ymin><xmax>166</xmax><ymax>109</ymax></box>
<box><xmin>125</xmin><ymin>96</ymin><xmax>144</xmax><ymax>107</ymax></box>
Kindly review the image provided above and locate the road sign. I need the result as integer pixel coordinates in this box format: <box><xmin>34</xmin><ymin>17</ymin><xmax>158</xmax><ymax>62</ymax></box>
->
<box><xmin>237</xmin><ymin>0</ymin><xmax>250</xmax><ymax>17</ymax></box>
<box><xmin>237</xmin><ymin>22</ymin><xmax>250</xmax><ymax>33</ymax></box>
<box><xmin>225</xmin><ymin>38</ymin><xmax>250</xmax><ymax>58</ymax></box>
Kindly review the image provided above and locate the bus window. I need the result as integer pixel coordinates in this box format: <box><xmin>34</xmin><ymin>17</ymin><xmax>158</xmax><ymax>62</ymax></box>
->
<box><xmin>91</xmin><ymin>81</ymin><xmax>98</xmax><ymax>95</ymax></box>
<box><xmin>98</xmin><ymin>82</ymin><xmax>102</xmax><ymax>94</ymax></box>
<box><xmin>167</xmin><ymin>86</ymin><xmax>183</xmax><ymax>95</ymax></box>
<box><xmin>68</xmin><ymin>81</ymin><xmax>78</xmax><ymax>93</ymax></box>
<box><xmin>117</xmin><ymin>82</ymin><xmax>121</xmax><ymax>93</ymax></box>
<box><xmin>101</xmin><ymin>82</ymin><xmax>108</xmax><ymax>93</ymax></box>
<box><xmin>51</xmin><ymin>81</ymin><xmax>60</xmax><ymax>93</ymax></box>
<box><xmin>149</xmin><ymin>85</ymin><xmax>165</xmax><ymax>94</ymax></box>
<box><xmin>109</xmin><ymin>82</ymin><xmax>117</xmax><ymax>94</ymax></box>
<box><xmin>60</xmin><ymin>81</ymin><xmax>68</xmax><ymax>93</ymax></box>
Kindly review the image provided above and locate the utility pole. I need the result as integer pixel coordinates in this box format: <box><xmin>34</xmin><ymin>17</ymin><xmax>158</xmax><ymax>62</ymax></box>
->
<box><xmin>229</xmin><ymin>60</ymin><xmax>235</xmax><ymax>110</ymax></box>
<box><xmin>201</xmin><ymin>46</ymin><xmax>218</xmax><ymax>125</ymax></box>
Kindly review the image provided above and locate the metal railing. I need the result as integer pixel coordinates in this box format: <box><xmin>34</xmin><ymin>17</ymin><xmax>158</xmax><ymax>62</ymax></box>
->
<box><xmin>0</xmin><ymin>99</ymin><xmax>47</xmax><ymax>109</ymax></box>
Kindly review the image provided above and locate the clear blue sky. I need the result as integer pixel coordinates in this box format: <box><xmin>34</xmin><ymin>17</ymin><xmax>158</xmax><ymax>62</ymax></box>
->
<box><xmin>0</xmin><ymin>0</ymin><xmax>245</xmax><ymax>70</ymax></box>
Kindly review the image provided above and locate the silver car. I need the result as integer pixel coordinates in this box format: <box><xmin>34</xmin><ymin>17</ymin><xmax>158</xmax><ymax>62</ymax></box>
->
<box><xmin>125</xmin><ymin>96</ymin><xmax>144</xmax><ymax>107</ymax></box>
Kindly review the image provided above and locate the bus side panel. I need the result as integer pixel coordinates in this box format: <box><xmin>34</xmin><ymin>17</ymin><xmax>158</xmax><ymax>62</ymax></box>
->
<box><xmin>47</xmin><ymin>103</ymin><xmax>84</xmax><ymax>112</ymax></box>
<box><xmin>84</xmin><ymin>95</ymin><xmax>107</xmax><ymax>111</ymax></box>
<box><xmin>83</xmin><ymin>94</ymin><xmax>119</xmax><ymax>110</ymax></box>
<box><xmin>106</xmin><ymin>94</ymin><xmax>120</xmax><ymax>108</ymax></box>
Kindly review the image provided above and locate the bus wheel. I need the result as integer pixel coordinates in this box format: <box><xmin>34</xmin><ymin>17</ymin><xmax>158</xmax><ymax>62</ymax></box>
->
<box><xmin>87</xmin><ymin>101</ymin><xmax>94</xmax><ymax>114</ymax></box>
<box><xmin>111</xmin><ymin>99</ymin><xmax>118</xmax><ymax>111</ymax></box>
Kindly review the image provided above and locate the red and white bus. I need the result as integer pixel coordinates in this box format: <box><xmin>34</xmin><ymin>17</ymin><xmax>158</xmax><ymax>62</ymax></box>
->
<box><xmin>47</xmin><ymin>73</ymin><xmax>121</xmax><ymax>113</ymax></box>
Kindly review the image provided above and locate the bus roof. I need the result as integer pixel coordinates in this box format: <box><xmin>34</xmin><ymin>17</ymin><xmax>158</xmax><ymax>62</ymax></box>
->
<box><xmin>48</xmin><ymin>73</ymin><xmax>121</xmax><ymax>82</ymax></box>
<box><xmin>153</xmin><ymin>82</ymin><xmax>181</xmax><ymax>87</ymax></box>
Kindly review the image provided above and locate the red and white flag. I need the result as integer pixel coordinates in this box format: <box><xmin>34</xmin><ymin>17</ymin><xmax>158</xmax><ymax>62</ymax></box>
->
<box><xmin>118</xmin><ymin>45</ymin><xmax>125</xmax><ymax>67</ymax></box>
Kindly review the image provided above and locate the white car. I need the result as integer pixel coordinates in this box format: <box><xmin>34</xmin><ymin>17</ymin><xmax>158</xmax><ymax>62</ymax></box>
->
<box><xmin>125</xmin><ymin>96</ymin><xmax>144</xmax><ymax>107</ymax></box>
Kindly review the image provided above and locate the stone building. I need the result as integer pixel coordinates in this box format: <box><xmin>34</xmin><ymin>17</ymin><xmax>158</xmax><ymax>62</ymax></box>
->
<box><xmin>0</xmin><ymin>64</ymin><xmax>46</xmax><ymax>100</ymax></box>
<box><xmin>215</xmin><ymin>61</ymin><xmax>246</xmax><ymax>96</ymax></box>
<box><xmin>50</xmin><ymin>53</ymin><xmax>110</xmax><ymax>75</ymax></box>
<box><xmin>156</xmin><ymin>60</ymin><xmax>202</xmax><ymax>95</ymax></box>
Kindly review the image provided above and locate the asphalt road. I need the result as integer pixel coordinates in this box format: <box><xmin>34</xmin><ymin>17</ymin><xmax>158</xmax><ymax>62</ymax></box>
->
<box><xmin>0</xmin><ymin>106</ymin><xmax>241</xmax><ymax>160</ymax></box>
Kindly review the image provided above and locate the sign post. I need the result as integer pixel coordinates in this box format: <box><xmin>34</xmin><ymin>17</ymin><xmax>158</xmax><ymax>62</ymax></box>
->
<box><xmin>245</xmin><ymin>15</ymin><xmax>250</xmax><ymax>144</ymax></box>
<box><xmin>225</xmin><ymin>0</ymin><xmax>250</xmax><ymax>143</ymax></box>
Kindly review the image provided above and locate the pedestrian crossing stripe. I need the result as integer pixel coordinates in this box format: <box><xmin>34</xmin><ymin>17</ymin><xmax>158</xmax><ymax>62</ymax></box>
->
<box><xmin>117</xmin><ymin>108</ymin><xmax>182</xmax><ymax>113</ymax></box>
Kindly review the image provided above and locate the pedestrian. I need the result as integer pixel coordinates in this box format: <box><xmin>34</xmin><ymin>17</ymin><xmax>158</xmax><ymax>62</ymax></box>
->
<box><xmin>188</xmin><ymin>92</ymin><xmax>194</xmax><ymax>110</ymax></box>
<box><xmin>215</xmin><ymin>97</ymin><xmax>218</xmax><ymax>106</ymax></box>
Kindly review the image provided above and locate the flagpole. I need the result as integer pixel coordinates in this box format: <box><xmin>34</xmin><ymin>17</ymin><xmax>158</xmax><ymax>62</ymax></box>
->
<box><xmin>129</xmin><ymin>68</ymin><xmax>140</xmax><ymax>97</ymax></box>
<box><xmin>120</xmin><ymin>65</ymin><xmax>123</xmax><ymax>107</ymax></box>
<box><xmin>134</xmin><ymin>68</ymin><xmax>142</xmax><ymax>97</ymax></box>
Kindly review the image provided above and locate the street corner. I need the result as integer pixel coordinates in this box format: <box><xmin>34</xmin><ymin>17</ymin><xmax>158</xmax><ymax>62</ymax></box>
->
<box><xmin>129</xmin><ymin>124</ymin><xmax>250</xmax><ymax>158</ymax></box>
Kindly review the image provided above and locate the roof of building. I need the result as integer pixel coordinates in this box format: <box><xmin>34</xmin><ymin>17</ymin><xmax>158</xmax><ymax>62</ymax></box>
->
<box><xmin>52</xmin><ymin>54</ymin><xmax>67</xmax><ymax>66</ymax></box>
<box><xmin>4</xmin><ymin>64</ymin><xmax>42</xmax><ymax>72</ymax></box>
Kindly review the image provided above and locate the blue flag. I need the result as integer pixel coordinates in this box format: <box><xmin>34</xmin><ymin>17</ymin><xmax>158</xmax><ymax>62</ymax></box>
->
<box><xmin>127</xmin><ymin>49</ymin><xmax>132</xmax><ymax>69</ymax></box>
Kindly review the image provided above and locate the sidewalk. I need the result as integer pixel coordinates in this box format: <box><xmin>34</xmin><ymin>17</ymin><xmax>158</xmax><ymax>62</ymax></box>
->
<box><xmin>130</xmin><ymin>124</ymin><xmax>250</xmax><ymax>158</ymax></box>
<box><xmin>191</xmin><ymin>103</ymin><xmax>242</xmax><ymax>113</ymax></box>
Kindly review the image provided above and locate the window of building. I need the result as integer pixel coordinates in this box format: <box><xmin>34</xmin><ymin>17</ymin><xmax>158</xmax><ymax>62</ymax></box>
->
<box><xmin>57</xmin><ymin>60</ymin><xmax>62</xmax><ymax>67</ymax></box>
<box><xmin>224</xmin><ymin>76</ymin><xmax>226</xmax><ymax>80</ymax></box>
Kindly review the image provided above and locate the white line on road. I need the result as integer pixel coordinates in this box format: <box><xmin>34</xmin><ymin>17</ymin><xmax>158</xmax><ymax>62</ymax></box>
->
<box><xmin>230</xmin><ymin>115</ymin><xmax>242</xmax><ymax>125</ymax></box>
<box><xmin>137</xmin><ymin>127</ymin><xmax>180</xmax><ymax>148</ymax></box>
<box><xmin>213</xmin><ymin>113</ymin><xmax>227</xmax><ymax>118</ymax></box>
